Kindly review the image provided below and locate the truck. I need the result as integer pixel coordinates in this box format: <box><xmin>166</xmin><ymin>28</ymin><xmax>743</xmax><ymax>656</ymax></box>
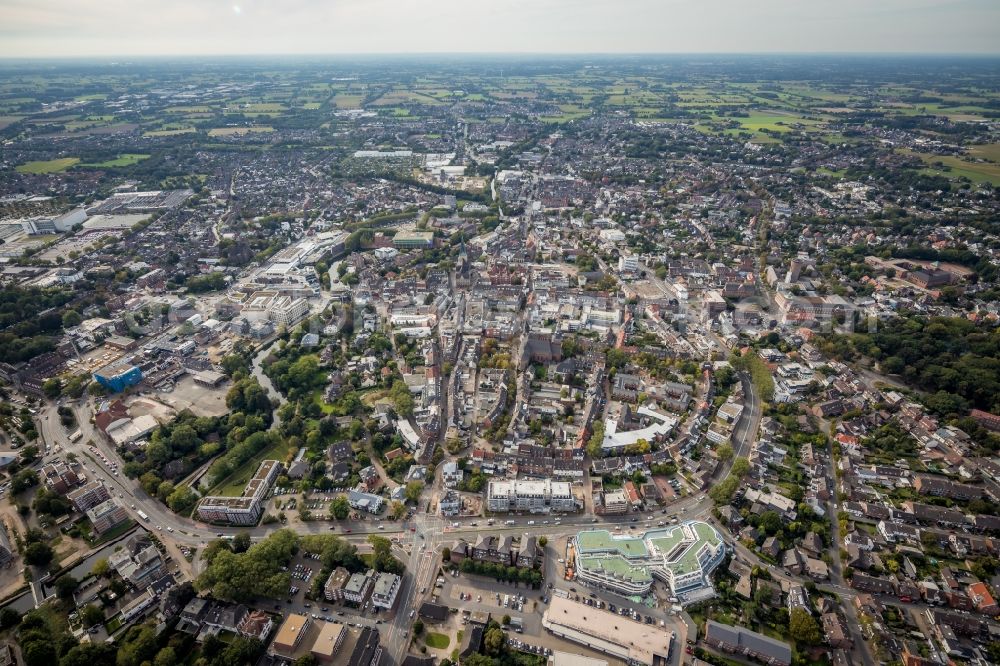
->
<box><xmin>136</xmin><ymin>510</ymin><xmax>150</xmax><ymax>522</ymax></box>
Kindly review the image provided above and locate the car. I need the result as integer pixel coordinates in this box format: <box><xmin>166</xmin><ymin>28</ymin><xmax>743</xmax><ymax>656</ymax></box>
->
<box><xmin>409</xmin><ymin>610</ymin><xmax>415</xmax><ymax>619</ymax></box>
<box><xmin>304</xmin><ymin>603</ymin><xmax>311</xmax><ymax>608</ymax></box>
<box><xmin>321</xmin><ymin>607</ymin><xmax>329</xmax><ymax>612</ymax></box>
<box><xmin>217</xmin><ymin>533</ymin><xmax>223</xmax><ymax>537</ymax></box>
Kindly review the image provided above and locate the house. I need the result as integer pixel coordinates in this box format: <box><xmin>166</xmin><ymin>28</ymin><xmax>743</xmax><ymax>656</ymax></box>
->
<box><xmin>821</xmin><ymin>613</ymin><xmax>852</xmax><ymax>649</ymax></box>
<box><xmin>761</xmin><ymin>536</ymin><xmax>781</xmax><ymax>559</ymax></box>
<box><xmin>324</xmin><ymin>567</ymin><xmax>351</xmax><ymax>602</ymax></box>
<box><xmin>704</xmin><ymin>621</ymin><xmax>792</xmax><ymax>666</ymax></box>
<box><xmin>348</xmin><ymin>489</ymin><xmax>384</xmax><ymax>514</ymax></box>
<box><xmin>237</xmin><ymin>610</ymin><xmax>273</xmax><ymax>641</ymax></box>
<box><xmin>442</xmin><ymin>461</ymin><xmax>463</xmax><ymax>488</ymax></box>
<box><xmin>968</xmin><ymin>581</ymin><xmax>999</xmax><ymax>616</ymax></box>
<box><xmin>517</xmin><ymin>535</ymin><xmax>538</xmax><ymax>568</ymax></box>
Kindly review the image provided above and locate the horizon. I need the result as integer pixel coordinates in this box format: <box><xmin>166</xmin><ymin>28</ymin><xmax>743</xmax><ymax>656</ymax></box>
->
<box><xmin>1</xmin><ymin>0</ymin><xmax>998</xmax><ymax>58</ymax></box>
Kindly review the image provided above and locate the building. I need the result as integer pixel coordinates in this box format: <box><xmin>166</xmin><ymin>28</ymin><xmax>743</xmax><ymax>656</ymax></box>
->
<box><xmin>343</xmin><ymin>570</ymin><xmax>374</xmax><ymax>605</ymax></box>
<box><xmin>541</xmin><ymin>596</ymin><xmax>673</xmax><ymax>665</ymax></box>
<box><xmin>393</xmin><ymin>230</ymin><xmax>434</xmax><ymax>250</ymax></box>
<box><xmin>0</xmin><ymin>526</ymin><xmax>13</xmax><ymax>566</ymax></box>
<box><xmin>68</xmin><ymin>481</ymin><xmax>111</xmax><ymax>513</ymax></box>
<box><xmin>268</xmin><ymin>296</ymin><xmax>310</xmax><ymax>328</ymax></box>
<box><xmin>41</xmin><ymin>461</ymin><xmax>80</xmax><ymax>494</ymax></box>
<box><xmin>704</xmin><ymin>621</ymin><xmax>792</xmax><ymax>666</ymax></box>
<box><xmin>486</xmin><ymin>478</ymin><xmax>578</xmax><ymax>514</ymax></box>
<box><xmin>93</xmin><ymin>363</ymin><xmax>143</xmax><ymax>393</ymax></box>
<box><xmin>86</xmin><ymin>499</ymin><xmax>130</xmax><ymax>535</ymax></box>
<box><xmin>573</xmin><ymin>521</ymin><xmax>726</xmax><ymax>601</ymax></box>
<box><xmin>370</xmin><ymin>572</ymin><xmax>401</xmax><ymax>610</ymax></box>
<box><xmin>270</xmin><ymin>614</ymin><xmax>313</xmax><ymax>657</ymax></box>
<box><xmin>348</xmin><ymin>489</ymin><xmax>384</xmax><ymax>514</ymax></box>
<box><xmin>196</xmin><ymin>460</ymin><xmax>282</xmax><ymax>525</ymax></box>
<box><xmin>601</xmin><ymin>489</ymin><xmax>629</xmax><ymax>515</ymax></box>
<box><xmin>324</xmin><ymin>567</ymin><xmax>351</xmax><ymax>602</ymax></box>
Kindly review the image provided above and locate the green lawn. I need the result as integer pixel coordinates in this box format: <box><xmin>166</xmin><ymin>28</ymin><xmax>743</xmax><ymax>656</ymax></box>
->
<box><xmin>207</xmin><ymin>437</ymin><xmax>297</xmax><ymax>497</ymax></box>
<box><xmin>81</xmin><ymin>153</ymin><xmax>150</xmax><ymax>168</ymax></box>
<box><xmin>425</xmin><ymin>632</ymin><xmax>450</xmax><ymax>649</ymax></box>
<box><xmin>15</xmin><ymin>157</ymin><xmax>79</xmax><ymax>173</ymax></box>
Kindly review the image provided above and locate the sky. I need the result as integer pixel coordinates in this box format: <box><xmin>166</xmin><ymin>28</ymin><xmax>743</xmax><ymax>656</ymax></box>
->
<box><xmin>0</xmin><ymin>0</ymin><xmax>998</xmax><ymax>58</ymax></box>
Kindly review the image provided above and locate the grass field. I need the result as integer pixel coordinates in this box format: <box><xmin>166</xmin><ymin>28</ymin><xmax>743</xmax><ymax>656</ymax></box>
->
<box><xmin>969</xmin><ymin>143</ymin><xmax>1000</xmax><ymax>163</ymax></box>
<box><xmin>208</xmin><ymin>438</ymin><xmax>297</xmax><ymax>497</ymax></box>
<box><xmin>15</xmin><ymin>157</ymin><xmax>80</xmax><ymax>173</ymax></box>
<box><xmin>82</xmin><ymin>153</ymin><xmax>150</xmax><ymax>168</ymax></box>
<box><xmin>904</xmin><ymin>149</ymin><xmax>1000</xmax><ymax>186</ymax></box>
<box><xmin>424</xmin><ymin>633</ymin><xmax>450</xmax><ymax>649</ymax></box>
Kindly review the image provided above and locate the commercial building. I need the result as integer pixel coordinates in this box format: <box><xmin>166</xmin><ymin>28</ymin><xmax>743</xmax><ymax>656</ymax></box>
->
<box><xmin>196</xmin><ymin>460</ymin><xmax>282</xmax><ymax>525</ymax></box>
<box><xmin>486</xmin><ymin>478</ymin><xmax>578</xmax><ymax>514</ymax></box>
<box><xmin>93</xmin><ymin>363</ymin><xmax>143</xmax><ymax>393</ymax></box>
<box><xmin>704</xmin><ymin>621</ymin><xmax>792</xmax><ymax>666</ymax></box>
<box><xmin>541</xmin><ymin>596</ymin><xmax>673</xmax><ymax>665</ymax></box>
<box><xmin>370</xmin><ymin>572</ymin><xmax>402</xmax><ymax>610</ymax></box>
<box><xmin>86</xmin><ymin>499</ymin><xmax>130</xmax><ymax>535</ymax></box>
<box><xmin>393</xmin><ymin>230</ymin><xmax>434</xmax><ymax>250</ymax></box>
<box><xmin>573</xmin><ymin>521</ymin><xmax>726</xmax><ymax>600</ymax></box>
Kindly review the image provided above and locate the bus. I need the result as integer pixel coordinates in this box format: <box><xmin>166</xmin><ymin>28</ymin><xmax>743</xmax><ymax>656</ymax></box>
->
<box><xmin>136</xmin><ymin>510</ymin><xmax>150</xmax><ymax>522</ymax></box>
<box><xmin>69</xmin><ymin>430</ymin><xmax>83</xmax><ymax>443</ymax></box>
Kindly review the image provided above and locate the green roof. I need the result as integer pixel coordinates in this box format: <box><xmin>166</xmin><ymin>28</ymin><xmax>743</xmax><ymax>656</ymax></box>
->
<box><xmin>575</xmin><ymin>522</ymin><xmax>724</xmax><ymax>583</ymax></box>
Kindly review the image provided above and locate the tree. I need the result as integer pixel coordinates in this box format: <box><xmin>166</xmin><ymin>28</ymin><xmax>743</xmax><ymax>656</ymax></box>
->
<box><xmin>412</xmin><ymin>619</ymin><xmax>424</xmax><ymax>636</ymax></box>
<box><xmin>716</xmin><ymin>443</ymin><xmax>734</xmax><ymax>461</ymax></box>
<box><xmin>404</xmin><ymin>481</ymin><xmax>424</xmax><ymax>503</ymax></box>
<box><xmin>167</xmin><ymin>485</ymin><xmax>198</xmax><ymax>514</ymax></box>
<box><xmin>232</xmin><ymin>532</ymin><xmax>252</xmax><ymax>554</ymax></box>
<box><xmin>330</xmin><ymin>495</ymin><xmax>350</xmax><ymax>520</ymax></box>
<box><xmin>0</xmin><ymin>607</ymin><xmax>20</xmax><ymax>629</ymax></box>
<box><xmin>85</xmin><ymin>556</ymin><xmax>108</xmax><ymax>579</ymax></box>
<box><xmin>80</xmin><ymin>604</ymin><xmax>104</xmax><ymax>628</ymax></box>
<box><xmin>389</xmin><ymin>500</ymin><xmax>406</xmax><ymax>520</ymax></box>
<box><xmin>501</xmin><ymin>614</ymin><xmax>511</xmax><ymax>625</ymax></box>
<box><xmin>116</xmin><ymin>624</ymin><xmax>158</xmax><ymax>666</ymax></box>
<box><xmin>24</xmin><ymin>542</ymin><xmax>53</xmax><ymax>566</ymax></box>
<box><xmin>369</xmin><ymin>535</ymin><xmax>403</xmax><ymax>574</ymax></box>
<box><xmin>42</xmin><ymin>377</ymin><xmax>63</xmax><ymax>398</ymax></box>
<box><xmin>484</xmin><ymin>626</ymin><xmax>506</xmax><ymax>656</ymax></box>
<box><xmin>153</xmin><ymin>647</ymin><xmax>177</xmax><ymax>666</ymax></box>
<box><xmin>54</xmin><ymin>575</ymin><xmax>79</xmax><ymax>601</ymax></box>
<box><xmin>441</xmin><ymin>547</ymin><xmax>451</xmax><ymax>561</ymax></box>
<box><xmin>61</xmin><ymin>309</ymin><xmax>82</xmax><ymax>328</ymax></box>
<box><xmin>788</xmin><ymin>607</ymin><xmax>821</xmax><ymax>645</ymax></box>
<box><xmin>538</xmin><ymin>536</ymin><xmax>548</xmax><ymax>548</ymax></box>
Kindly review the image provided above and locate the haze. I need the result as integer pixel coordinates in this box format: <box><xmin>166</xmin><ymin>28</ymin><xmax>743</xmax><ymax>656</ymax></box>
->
<box><xmin>1</xmin><ymin>0</ymin><xmax>998</xmax><ymax>58</ymax></box>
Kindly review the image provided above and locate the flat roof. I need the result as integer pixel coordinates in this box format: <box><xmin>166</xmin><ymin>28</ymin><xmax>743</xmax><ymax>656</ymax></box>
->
<box><xmin>542</xmin><ymin>596</ymin><xmax>672</xmax><ymax>664</ymax></box>
<box><xmin>576</xmin><ymin>521</ymin><xmax>724</xmax><ymax>583</ymax></box>
<box><xmin>311</xmin><ymin>621</ymin><xmax>346</xmax><ymax>659</ymax></box>
<box><xmin>274</xmin><ymin>613</ymin><xmax>309</xmax><ymax>650</ymax></box>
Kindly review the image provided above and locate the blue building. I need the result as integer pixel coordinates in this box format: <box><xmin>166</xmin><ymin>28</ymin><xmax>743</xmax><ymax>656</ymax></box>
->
<box><xmin>94</xmin><ymin>364</ymin><xmax>143</xmax><ymax>393</ymax></box>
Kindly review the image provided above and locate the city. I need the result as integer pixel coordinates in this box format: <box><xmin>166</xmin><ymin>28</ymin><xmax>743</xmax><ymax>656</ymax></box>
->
<box><xmin>0</xmin><ymin>5</ymin><xmax>999</xmax><ymax>666</ymax></box>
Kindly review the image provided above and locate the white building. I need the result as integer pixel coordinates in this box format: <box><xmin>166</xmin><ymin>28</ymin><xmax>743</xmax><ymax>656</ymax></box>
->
<box><xmin>370</xmin><ymin>571</ymin><xmax>401</xmax><ymax>609</ymax></box>
<box><xmin>197</xmin><ymin>460</ymin><xmax>282</xmax><ymax>525</ymax></box>
<box><xmin>487</xmin><ymin>479</ymin><xmax>578</xmax><ymax>514</ymax></box>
